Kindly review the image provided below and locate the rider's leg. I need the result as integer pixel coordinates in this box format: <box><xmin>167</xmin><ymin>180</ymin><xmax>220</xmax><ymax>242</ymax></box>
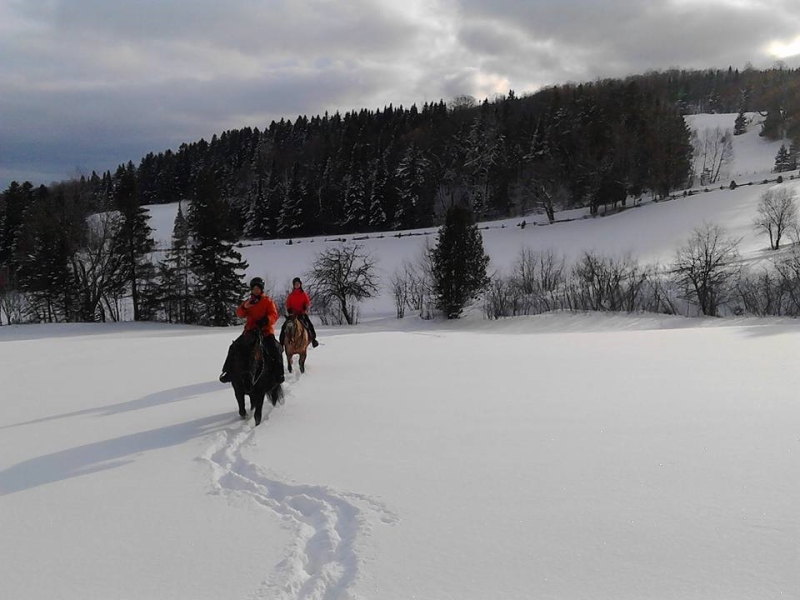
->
<box><xmin>302</xmin><ymin>314</ymin><xmax>319</xmax><ymax>347</ymax></box>
<box><xmin>219</xmin><ymin>348</ymin><xmax>232</xmax><ymax>383</ymax></box>
<box><xmin>278</xmin><ymin>318</ymin><xmax>288</xmax><ymax>346</ymax></box>
<box><xmin>265</xmin><ymin>333</ymin><xmax>285</xmax><ymax>383</ymax></box>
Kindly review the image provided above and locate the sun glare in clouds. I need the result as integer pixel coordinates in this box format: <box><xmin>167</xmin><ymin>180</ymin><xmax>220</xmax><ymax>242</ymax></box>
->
<box><xmin>768</xmin><ymin>36</ymin><xmax>800</xmax><ymax>59</ymax></box>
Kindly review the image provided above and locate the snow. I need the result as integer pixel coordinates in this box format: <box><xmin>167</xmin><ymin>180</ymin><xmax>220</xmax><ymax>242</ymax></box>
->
<box><xmin>685</xmin><ymin>112</ymin><xmax>786</xmax><ymax>180</ymax></box>
<box><xmin>2</xmin><ymin>115</ymin><xmax>800</xmax><ymax>599</ymax></box>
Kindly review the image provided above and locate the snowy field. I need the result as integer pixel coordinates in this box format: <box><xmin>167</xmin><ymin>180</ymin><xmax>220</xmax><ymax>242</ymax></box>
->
<box><xmin>2</xmin><ymin>315</ymin><xmax>799</xmax><ymax>599</ymax></box>
<box><xmin>2</xmin><ymin>113</ymin><xmax>800</xmax><ymax>599</ymax></box>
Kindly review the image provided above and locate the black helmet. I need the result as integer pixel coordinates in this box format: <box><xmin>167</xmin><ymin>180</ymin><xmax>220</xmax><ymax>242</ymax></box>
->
<box><xmin>249</xmin><ymin>277</ymin><xmax>265</xmax><ymax>291</ymax></box>
<box><xmin>292</xmin><ymin>277</ymin><xmax>302</xmax><ymax>286</ymax></box>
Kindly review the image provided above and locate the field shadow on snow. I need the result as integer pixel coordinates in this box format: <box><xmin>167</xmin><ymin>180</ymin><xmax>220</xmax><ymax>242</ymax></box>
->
<box><xmin>0</xmin><ymin>381</ymin><xmax>222</xmax><ymax>431</ymax></box>
<box><xmin>0</xmin><ymin>412</ymin><xmax>234</xmax><ymax>496</ymax></box>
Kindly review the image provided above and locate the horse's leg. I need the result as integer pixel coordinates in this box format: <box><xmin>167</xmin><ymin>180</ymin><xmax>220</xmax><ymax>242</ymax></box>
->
<box><xmin>253</xmin><ymin>389</ymin><xmax>265</xmax><ymax>426</ymax></box>
<box><xmin>232</xmin><ymin>381</ymin><xmax>247</xmax><ymax>419</ymax></box>
<box><xmin>299</xmin><ymin>350</ymin><xmax>306</xmax><ymax>373</ymax></box>
<box><xmin>286</xmin><ymin>348</ymin><xmax>293</xmax><ymax>373</ymax></box>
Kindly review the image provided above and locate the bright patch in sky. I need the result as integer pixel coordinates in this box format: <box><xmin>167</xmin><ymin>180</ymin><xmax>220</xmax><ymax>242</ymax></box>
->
<box><xmin>768</xmin><ymin>35</ymin><xmax>800</xmax><ymax>59</ymax></box>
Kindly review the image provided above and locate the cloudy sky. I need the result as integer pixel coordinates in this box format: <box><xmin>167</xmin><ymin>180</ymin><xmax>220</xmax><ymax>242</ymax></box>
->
<box><xmin>2</xmin><ymin>0</ymin><xmax>800</xmax><ymax>188</ymax></box>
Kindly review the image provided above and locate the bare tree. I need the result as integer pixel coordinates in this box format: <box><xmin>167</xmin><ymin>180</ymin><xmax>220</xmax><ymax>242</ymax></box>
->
<box><xmin>673</xmin><ymin>223</ymin><xmax>741</xmax><ymax>316</ymax></box>
<box><xmin>389</xmin><ymin>268</ymin><xmax>411</xmax><ymax>319</ymax></box>
<box><xmin>71</xmin><ymin>212</ymin><xmax>127</xmax><ymax>321</ymax></box>
<box><xmin>693</xmin><ymin>127</ymin><xmax>734</xmax><ymax>185</ymax></box>
<box><xmin>754</xmin><ymin>188</ymin><xmax>798</xmax><ymax>250</ymax></box>
<box><xmin>307</xmin><ymin>244</ymin><xmax>379</xmax><ymax>325</ymax></box>
<box><xmin>0</xmin><ymin>286</ymin><xmax>27</xmax><ymax>325</ymax></box>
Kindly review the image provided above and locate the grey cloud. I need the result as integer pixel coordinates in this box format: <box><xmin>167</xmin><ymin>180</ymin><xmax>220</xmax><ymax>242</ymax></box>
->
<box><xmin>4</xmin><ymin>0</ymin><xmax>800</xmax><ymax>188</ymax></box>
<box><xmin>0</xmin><ymin>61</ymin><xmax>393</xmax><ymax>185</ymax></box>
<box><xmin>14</xmin><ymin>0</ymin><xmax>422</xmax><ymax>61</ymax></box>
<box><xmin>455</xmin><ymin>0</ymin><xmax>800</xmax><ymax>83</ymax></box>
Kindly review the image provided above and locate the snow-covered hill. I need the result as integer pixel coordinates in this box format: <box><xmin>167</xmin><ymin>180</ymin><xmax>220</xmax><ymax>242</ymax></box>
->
<box><xmin>144</xmin><ymin>112</ymin><xmax>798</xmax><ymax>320</ymax></box>
<box><xmin>2</xmin><ymin>114</ymin><xmax>799</xmax><ymax>600</ymax></box>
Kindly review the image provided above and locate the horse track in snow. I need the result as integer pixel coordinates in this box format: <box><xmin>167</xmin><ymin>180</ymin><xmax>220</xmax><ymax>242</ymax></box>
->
<box><xmin>199</xmin><ymin>375</ymin><xmax>397</xmax><ymax>600</ymax></box>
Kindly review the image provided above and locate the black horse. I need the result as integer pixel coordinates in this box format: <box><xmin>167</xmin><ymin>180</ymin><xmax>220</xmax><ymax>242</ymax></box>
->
<box><xmin>221</xmin><ymin>331</ymin><xmax>284</xmax><ymax>426</ymax></box>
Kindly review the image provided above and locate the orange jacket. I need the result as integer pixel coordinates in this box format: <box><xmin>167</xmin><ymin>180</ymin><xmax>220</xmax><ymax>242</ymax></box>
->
<box><xmin>286</xmin><ymin>289</ymin><xmax>311</xmax><ymax>315</ymax></box>
<box><xmin>236</xmin><ymin>294</ymin><xmax>279</xmax><ymax>336</ymax></box>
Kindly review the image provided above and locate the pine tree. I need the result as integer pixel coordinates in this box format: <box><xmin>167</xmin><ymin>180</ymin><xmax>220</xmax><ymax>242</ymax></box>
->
<box><xmin>430</xmin><ymin>206</ymin><xmax>490</xmax><ymax>319</ymax></box>
<box><xmin>341</xmin><ymin>169</ymin><xmax>367</xmax><ymax>232</ymax></box>
<box><xmin>112</xmin><ymin>162</ymin><xmax>155</xmax><ymax>321</ymax></box>
<box><xmin>367</xmin><ymin>159</ymin><xmax>389</xmax><ymax>230</ymax></box>
<box><xmin>158</xmin><ymin>202</ymin><xmax>194</xmax><ymax>323</ymax></box>
<box><xmin>188</xmin><ymin>171</ymin><xmax>248</xmax><ymax>326</ymax></box>
<box><xmin>14</xmin><ymin>185</ymin><xmax>83</xmax><ymax>322</ymax></box>
<box><xmin>774</xmin><ymin>144</ymin><xmax>791</xmax><ymax>172</ymax></box>
<box><xmin>789</xmin><ymin>139</ymin><xmax>799</xmax><ymax>171</ymax></box>
<box><xmin>243</xmin><ymin>170</ymin><xmax>274</xmax><ymax>239</ymax></box>
<box><xmin>277</xmin><ymin>163</ymin><xmax>306</xmax><ymax>237</ymax></box>
<box><xmin>395</xmin><ymin>144</ymin><xmax>431</xmax><ymax>229</ymax></box>
<box><xmin>733</xmin><ymin>111</ymin><xmax>747</xmax><ymax>136</ymax></box>
<box><xmin>0</xmin><ymin>181</ymin><xmax>33</xmax><ymax>269</ymax></box>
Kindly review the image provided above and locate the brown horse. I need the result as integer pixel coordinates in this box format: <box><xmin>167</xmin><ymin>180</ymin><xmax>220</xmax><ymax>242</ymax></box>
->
<box><xmin>283</xmin><ymin>315</ymin><xmax>310</xmax><ymax>374</ymax></box>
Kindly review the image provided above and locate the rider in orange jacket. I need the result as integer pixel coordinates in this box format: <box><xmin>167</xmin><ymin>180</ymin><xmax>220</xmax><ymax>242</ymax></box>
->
<box><xmin>279</xmin><ymin>277</ymin><xmax>319</xmax><ymax>348</ymax></box>
<box><xmin>220</xmin><ymin>277</ymin><xmax>285</xmax><ymax>384</ymax></box>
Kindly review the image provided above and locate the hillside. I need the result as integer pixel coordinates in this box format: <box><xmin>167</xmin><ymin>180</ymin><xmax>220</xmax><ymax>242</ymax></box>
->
<box><xmin>141</xmin><ymin>112</ymin><xmax>797</xmax><ymax>319</ymax></box>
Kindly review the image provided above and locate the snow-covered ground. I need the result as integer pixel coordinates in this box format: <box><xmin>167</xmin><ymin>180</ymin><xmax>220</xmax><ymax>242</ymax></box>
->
<box><xmin>2</xmin><ymin>114</ymin><xmax>800</xmax><ymax>599</ymax></box>
<box><xmin>2</xmin><ymin>315</ymin><xmax>799</xmax><ymax>599</ymax></box>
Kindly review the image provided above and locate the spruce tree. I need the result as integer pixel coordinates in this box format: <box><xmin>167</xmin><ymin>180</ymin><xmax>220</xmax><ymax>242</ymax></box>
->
<box><xmin>243</xmin><ymin>172</ymin><xmax>273</xmax><ymax>239</ymax></box>
<box><xmin>277</xmin><ymin>163</ymin><xmax>306</xmax><ymax>237</ymax></box>
<box><xmin>774</xmin><ymin>144</ymin><xmax>791</xmax><ymax>172</ymax></box>
<box><xmin>188</xmin><ymin>171</ymin><xmax>248</xmax><ymax>326</ymax></box>
<box><xmin>430</xmin><ymin>206</ymin><xmax>490</xmax><ymax>319</ymax></box>
<box><xmin>733</xmin><ymin>111</ymin><xmax>747</xmax><ymax>136</ymax></box>
<box><xmin>341</xmin><ymin>169</ymin><xmax>367</xmax><ymax>232</ymax></box>
<box><xmin>112</xmin><ymin>162</ymin><xmax>155</xmax><ymax>321</ymax></box>
<box><xmin>789</xmin><ymin>139</ymin><xmax>799</xmax><ymax>171</ymax></box>
<box><xmin>367</xmin><ymin>159</ymin><xmax>389</xmax><ymax>230</ymax></box>
<box><xmin>158</xmin><ymin>202</ymin><xmax>194</xmax><ymax>323</ymax></box>
<box><xmin>14</xmin><ymin>185</ymin><xmax>82</xmax><ymax>322</ymax></box>
<box><xmin>0</xmin><ymin>181</ymin><xmax>33</xmax><ymax>269</ymax></box>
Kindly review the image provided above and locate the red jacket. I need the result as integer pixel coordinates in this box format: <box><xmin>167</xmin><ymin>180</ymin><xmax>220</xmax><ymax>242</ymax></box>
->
<box><xmin>286</xmin><ymin>289</ymin><xmax>311</xmax><ymax>315</ymax></box>
<box><xmin>236</xmin><ymin>294</ymin><xmax>279</xmax><ymax>335</ymax></box>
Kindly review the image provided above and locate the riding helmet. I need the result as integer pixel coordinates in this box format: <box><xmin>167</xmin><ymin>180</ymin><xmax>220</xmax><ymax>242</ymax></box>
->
<box><xmin>249</xmin><ymin>277</ymin><xmax>265</xmax><ymax>291</ymax></box>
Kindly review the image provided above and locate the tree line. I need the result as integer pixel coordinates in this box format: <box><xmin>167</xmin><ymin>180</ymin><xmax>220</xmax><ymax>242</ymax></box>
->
<box><xmin>6</xmin><ymin>65</ymin><xmax>800</xmax><ymax>326</ymax></box>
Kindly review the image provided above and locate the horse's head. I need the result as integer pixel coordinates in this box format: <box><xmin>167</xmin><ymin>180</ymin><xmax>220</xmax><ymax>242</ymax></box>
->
<box><xmin>285</xmin><ymin>316</ymin><xmax>308</xmax><ymax>350</ymax></box>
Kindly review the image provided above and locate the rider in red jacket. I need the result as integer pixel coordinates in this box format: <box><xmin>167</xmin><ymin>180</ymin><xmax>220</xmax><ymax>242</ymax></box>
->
<box><xmin>220</xmin><ymin>277</ymin><xmax>285</xmax><ymax>384</ymax></box>
<box><xmin>279</xmin><ymin>277</ymin><xmax>319</xmax><ymax>348</ymax></box>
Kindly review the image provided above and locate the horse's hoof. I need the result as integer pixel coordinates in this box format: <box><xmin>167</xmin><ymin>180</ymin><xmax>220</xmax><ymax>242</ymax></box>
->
<box><xmin>239</xmin><ymin>412</ymin><xmax>247</xmax><ymax>419</ymax></box>
<box><xmin>300</xmin><ymin>366</ymin><xmax>305</xmax><ymax>373</ymax></box>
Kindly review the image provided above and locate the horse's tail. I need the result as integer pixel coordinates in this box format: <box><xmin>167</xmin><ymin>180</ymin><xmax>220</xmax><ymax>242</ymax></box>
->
<box><xmin>268</xmin><ymin>383</ymin><xmax>284</xmax><ymax>407</ymax></box>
